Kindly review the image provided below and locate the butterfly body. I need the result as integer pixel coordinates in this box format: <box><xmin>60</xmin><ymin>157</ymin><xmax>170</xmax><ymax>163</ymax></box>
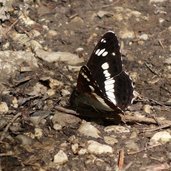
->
<box><xmin>70</xmin><ymin>31</ymin><xmax>134</xmax><ymax>114</ymax></box>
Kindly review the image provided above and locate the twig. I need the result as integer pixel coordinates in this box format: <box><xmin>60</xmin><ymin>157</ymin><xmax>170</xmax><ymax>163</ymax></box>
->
<box><xmin>143</xmin><ymin>123</ymin><xmax>171</xmax><ymax>132</ymax></box>
<box><xmin>3</xmin><ymin>18</ymin><xmax>20</xmax><ymax>38</ymax></box>
<box><xmin>0</xmin><ymin>113</ymin><xmax>21</xmax><ymax>141</ymax></box>
<box><xmin>0</xmin><ymin>151</ymin><xmax>14</xmax><ymax>157</ymax></box>
<box><xmin>144</xmin><ymin>62</ymin><xmax>160</xmax><ymax>76</ymax></box>
<box><xmin>158</xmin><ymin>39</ymin><xmax>164</xmax><ymax>49</ymax></box>
<box><xmin>55</xmin><ymin>106</ymin><xmax>171</xmax><ymax>125</ymax></box>
<box><xmin>118</xmin><ymin>149</ymin><xmax>125</xmax><ymax>171</ymax></box>
<box><xmin>128</xmin><ymin>143</ymin><xmax>162</xmax><ymax>155</ymax></box>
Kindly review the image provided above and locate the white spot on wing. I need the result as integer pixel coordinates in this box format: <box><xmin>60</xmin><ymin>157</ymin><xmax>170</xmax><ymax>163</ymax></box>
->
<box><xmin>97</xmin><ymin>48</ymin><xmax>105</xmax><ymax>56</ymax></box>
<box><xmin>95</xmin><ymin>49</ymin><xmax>100</xmax><ymax>55</ymax></box>
<box><xmin>101</xmin><ymin>62</ymin><xmax>109</xmax><ymax>70</ymax></box>
<box><xmin>104</xmin><ymin>79</ymin><xmax>115</xmax><ymax>85</ymax></box>
<box><xmin>112</xmin><ymin>52</ymin><xmax>116</xmax><ymax>56</ymax></box>
<box><xmin>103</xmin><ymin>70</ymin><xmax>110</xmax><ymax>77</ymax></box>
<box><xmin>89</xmin><ymin>85</ymin><xmax>95</xmax><ymax>91</ymax></box>
<box><xmin>101</xmin><ymin>39</ymin><xmax>106</xmax><ymax>43</ymax></box>
<box><xmin>105</xmin><ymin>84</ymin><xmax>114</xmax><ymax>91</ymax></box>
<box><xmin>102</xmin><ymin>51</ymin><xmax>108</xmax><ymax>57</ymax></box>
<box><xmin>106</xmin><ymin>92</ymin><xmax>116</xmax><ymax>105</ymax></box>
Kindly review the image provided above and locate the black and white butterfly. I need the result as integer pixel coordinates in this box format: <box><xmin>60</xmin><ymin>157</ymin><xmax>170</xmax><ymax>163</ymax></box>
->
<box><xmin>70</xmin><ymin>31</ymin><xmax>134</xmax><ymax>114</ymax></box>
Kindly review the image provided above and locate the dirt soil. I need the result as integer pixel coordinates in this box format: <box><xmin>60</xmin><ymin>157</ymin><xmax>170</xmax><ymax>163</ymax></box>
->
<box><xmin>0</xmin><ymin>0</ymin><xmax>171</xmax><ymax>171</ymax></box>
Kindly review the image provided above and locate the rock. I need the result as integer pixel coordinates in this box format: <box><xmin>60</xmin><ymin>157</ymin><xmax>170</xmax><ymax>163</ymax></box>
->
<box><xmin>71</xmin><ymin>143</ymin><xmax>79</xmax><ymax>154</ymax></box>
<box><xmin>97</xmin><ymin>11</ymin><xmax>112</xmax><ymax>18</ymax></box>
<box><xmin>47</xmin><ymin>30</ymin><xmax>58</xmax><ymax>37</ymax></box>
<box><xmin>104</xmin><ymin>125</ymin><xmax>130</xmax><ymax>134</ymax></box>
<box><xmin>113</xmin><ymin>7</ymin><xmax>142</xmax><ymax>21</ymax></box>
<box><xmin>52</xmin><ymin>111</ymin><xmax>81</xmax><ymax>127</ymax></box>
<box><xmin>143</xmin><ymin>104</ymin><xmax>153</xmax><ymax>114</ymax></box>
<box><xmin>35</xmin><ymin>49</ymin><xmax>84</xmax><ymax>65</ymax></box>
<box><xmin>149</xmin><ymin>0</ymin><xmax>167</xmax><ymax>3</ymax></box>
<box><xmin>118</xmin><ymin>28</ymin><xmax>135</xmax><ymax>39</ymax></box>
<box><xmin>164</xmin><ymin>57</ymin><xmax>171</xmax><ymax>64</ymax></box>
<box><xmin>61</xmin><ymin>89</ymin><xmax>70</xmax><ymax>97</ymax></box>
<box><xmin>53</xmin><ymin>150</ymin><xmax>68</xmax><ymax>164</ymax></box>
<box><xmin>78</xmin><ymin>148</ymin><xmax>87</xmax><ymax>155</ymax></box>
<box><xmin>78</xmin><ymin>121</ymin><xmax>100</xmax><ymax>138</ymax></box>
<box><xmin>0</xmin><ymin>51</ymin><xmax>38</xmax><ymax>81</ymax></box>
<box><xmin>29</xmin><ymin>82</ymin><xmax>48</xmax><ymax>96</ymax></box>
<box><xmin>53</xmin><ymin>123</ymin><xmax>62</xmax><ymax>131</ymax></box>
<box><xmin>16</xmin><ymin>135</ymin><xmax>33</xmax><ymax>145</ymax></box>
<box><xmin>34</xmin><ymin>128</ymin><xmax>43</xmax><ymax>139</ymax></box>
<box><xmin>87</xmin><ymin>140</ymin><xmax>113</xmax><ymax>155</ymax></box>
<box><xmin>125</xmin><ymin>140</ymin><xmax>140</xmax><ymax>152</ymax></box>
<box><xmin>0</xmin><ymin>117</ymin><xmax>8</xmax><ymax>129</ymax></box>
<box><xmin>70</xmin><ymin>16</ymin><xmax>84</xmax><ymax>25</ymax></box>
<box><xmin>19</xmin><ymin>13</ymin><xmax>36</xmax><ymax>26</ymax></box>
<box><xmin>104</xmin><ymin>136</ymin><xmax>118</xmax><ymax>145</ymax></box>
<box><xmin>0</xmin><ymin>102</ymin><xmax>8</xmax><ymax>114</ymax></box>
<box><xmin>138</xmin><ymin>34</ymin><xmax>149</xmax><ymax>40</ymax></box>
<box><xmin>149</xmin><ymin>131</ymin><xmax>171</xmax><ymax>145</ymax></box>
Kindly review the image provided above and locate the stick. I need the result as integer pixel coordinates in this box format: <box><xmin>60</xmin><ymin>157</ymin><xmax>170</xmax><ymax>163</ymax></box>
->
<box><xmin>118</xmin><ymin>149</ymin><xmax>125</xmax><ymax>170</ymax></box>
<box><xmin>55</xmin><ymin>106</ymin><xmax>171</xmax><ymax>125</ymax></box>
<box><xmin>0</xmin><ymin>113</ymin><xmax>21</xmax><ymax>141</ymax></box>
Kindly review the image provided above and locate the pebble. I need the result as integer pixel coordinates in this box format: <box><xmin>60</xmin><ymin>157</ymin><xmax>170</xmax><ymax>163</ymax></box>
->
<box><xmin>16</xmin><ymin>135</ymin><xmax>33</xmax><ymax>145</ymax></box>
<box><xmin>0</xmin><ymin>51</ymin><xmax>38</xmax><ymax>81</ymax></box>
<box><xmin>78</xmin><ymin>148</ymin><xmax>87</xmax><ymax>155</ymax></box>
<box><xmin>149</xmin><ymin>131</ymin><xmax>171</xmax><ymax>145</ymax></box>
<box><xmin>87</xmin><ymin>140</ymin><xmax>113</xmax><ymax>155</ymax></box>
<box><xmin>164</xmin><ymin>57</ymin><xmax>171</xmax><ymax>64</ymax></box>
<box><xmin>104</xmin><ymin>125</ymin><xmax>130</xmax><ymax>134</ymax></box>
<box><xmin>35</xmin><ymin>49</ymin><xmax>84</xmax><ymax>65</ymax></box>
<box><xmin>138</xmin><ymin>34</ymin><xmax>149</xmax><ymax>40</ymax></box>
<box><xmin>104</xmin><ymin>136</ymin><xmax>118</xmax><ymax>145</ymax></box>
<box><xmin>71</xmin><ymin>143</ymin><xmax>79</xmax><ymax>154</ymax></box>
<box><xmin>53</xmin><ymin>150</ymin><xmax>68</xmax><ymax>164</ymax></box>
<box><xmin>149</xmin><ymin>0</ymin><xmax>167</xmax><ymax>3</ymax></box>
<box><xmin>97</xmin><ymin>10</ymin><xmax>112</xmax><ymax>18</ymax></box>
<box><xmin>118</xmin><ymin>29</ymin><xmax>135</xmax><ymax>39</ymax></box>
<box><xmin>53</xmin><ymin>123</ymin><xmax>62</xmax><ymax>131</ymax></box>
<box><xmin>52</xmin><ymin>111</ymin><xmax>81</xmax><ymax>127</ymax></box>
<box><xmin>125</xmin><ymin>140</ymin><xmax>140</xmax><ymax>152</ymax></box>
<box><xmin>0</xmin><ymin>117</ymin><xmax>8</xmax><ymax>129</ymax></box>
<box><xmin>143</xmin><ymin>104</ymin><xmax>153</xmax><ymax>114</ymax></box>
<box><xmin>47</xmin><ymin>30</ymin><xmax>58</xmax><ymax>37</ymax></box>
<box><xmin>34</xmin><ymin>128</ymin><xmax>43</xmax><ymax>139</ymax></box>
<box><xmin>78</xmin><ymin>121</ymin><xmax>100</xmax><ymax>138</ymax></box>
<box><xmin>0</xmin><ymin>102</ymin><xmax>8</xmax><ymax>114</ymax></box>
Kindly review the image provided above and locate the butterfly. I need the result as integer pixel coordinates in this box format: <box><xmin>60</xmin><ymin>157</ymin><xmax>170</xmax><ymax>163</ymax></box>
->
<box><xmin>70</xmin><ymin>31</ymin><xmax>134</xmax><ymax>114</ymax></box>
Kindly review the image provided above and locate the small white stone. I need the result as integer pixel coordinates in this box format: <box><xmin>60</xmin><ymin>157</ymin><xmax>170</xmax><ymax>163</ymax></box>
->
<box><xmin>34</xmin><ymin>128</ymin><xmax>43</xmax><ymax>139</ymax></box>
<box><xmin>164</xmin><ymin>58</ymin><xmax>171</xmax><ymax>64</ymax></box>
<box><xmin>139</xmin><ymin>34</ymin><xmax>149</xmax><ymax>40</ymax></box>
<box><xmin>104</xmin><ymin>125</ymin><xmax>130</xmax><ymax>133</ymax></box>
<box><xmin>143</xmin><ymin>104</ymin><xmax>153</xmax><ymax>114</ymax></box>
<box><xmin>150</xmin><ymin>131</ymin><xmax>171</xmax><ymax>145</ymax></box>
<box><xmin>78</xmin><ymin>148</ymin><xmax>87</xmax><ymax>155</ymax></box>
<box><xmin>53</xmin><ymin>123</ymin><xmax>62</xmax><ymax>131</ymax></box>
<box><xmin>71</xmin><ymin>143</ymin><xmax>79</xmax><ymax>154</ymax></box>
<box><xmin>0</xmin><ymin>102</ymin><xmax>8</xmax><ymax>114</ymax></box>
<box><xmin>149</xmin><ymin>0</ymin><xmax>167</xmax><ymax>3</ymax></box>
<box><xmin>53</xmin><ymin>150</ymin><xmax>68</xmax><ymax>164</ymax></box>
<box><xmin>78</xmin><ymin>121</ymin><xmax>100</xmax><ymax>138</ymax></box>
<box><xmin>87</xmin><ymin>140</ymin><xmax>113</xmax><ymax>155</ymax></box>
<box><xmin>104</xmin><ymin>136</ymin><xmax>118</xmax><ymax>145</ymax></box>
